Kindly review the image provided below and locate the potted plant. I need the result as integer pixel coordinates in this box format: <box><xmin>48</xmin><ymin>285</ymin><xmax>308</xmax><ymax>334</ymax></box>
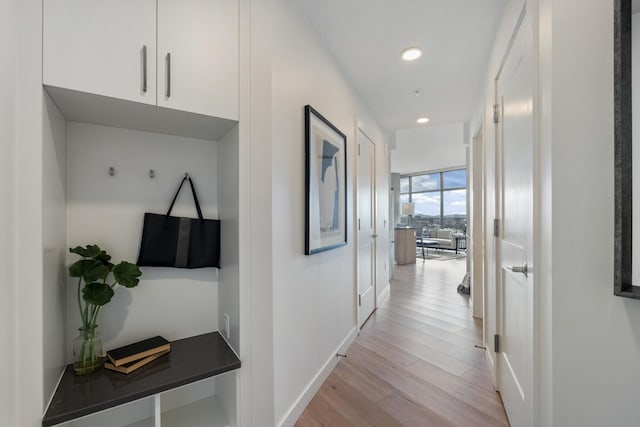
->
<box><xmin>69</xmin><ymin>244</ymin><xmax>142</xmax><ymax>375</ymax></box>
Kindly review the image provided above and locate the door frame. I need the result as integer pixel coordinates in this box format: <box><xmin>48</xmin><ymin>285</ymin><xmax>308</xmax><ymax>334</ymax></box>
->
<box><xmin>487</xmin><ymin>4</ymin><xmax>542</xmax><ymax>425</ymax></box>
<box><xmin>470</xmin><ymin>118</ymin><xmax>485</xmax><ymax>320</ymax></box>
<box><xmin>355</xmin><ymin>124</ymin><xmax>377</xmax><ymax>331</ymax></box>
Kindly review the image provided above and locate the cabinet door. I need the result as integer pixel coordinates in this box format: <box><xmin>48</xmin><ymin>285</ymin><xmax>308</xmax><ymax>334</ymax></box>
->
<box><xmin>43</xmin><ymin>0</ymin><xmax>156</xmax><ymax>106</ymax></box>
<box><xmin>157</xmin><ymin>0</ymin><xmax>238</xmax><ymax>120</ymax></box>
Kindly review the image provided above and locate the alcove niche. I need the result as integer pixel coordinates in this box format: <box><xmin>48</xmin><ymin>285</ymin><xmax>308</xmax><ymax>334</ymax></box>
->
<box><xmin>41</xmin><ymin>85</ymin><xmax>241</xmax><ymax>427</ymax></box>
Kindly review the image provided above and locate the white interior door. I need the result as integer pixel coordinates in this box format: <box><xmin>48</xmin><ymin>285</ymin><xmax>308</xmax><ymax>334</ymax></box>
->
<box><xmin>357</xmin><ymin>129</ymin><xmax>376</xmax><ymax>329</ymax></box>
<box><xmin>495</xmin><ymin>11</ymin><xmax>534</xmax><ymax>427</ymax></box>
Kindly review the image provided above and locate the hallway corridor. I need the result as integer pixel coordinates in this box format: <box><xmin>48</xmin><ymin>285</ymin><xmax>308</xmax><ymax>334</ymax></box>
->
<box><xmin>296</xmin><ymin>258</ymin><xmax>509</xmax><ymax>426</ymax></box>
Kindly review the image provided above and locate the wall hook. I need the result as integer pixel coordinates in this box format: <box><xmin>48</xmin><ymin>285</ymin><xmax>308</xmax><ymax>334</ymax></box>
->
<box><xmin>185</xmin><ymin>172</ymin><xmax>190</xmax><ymax>178</ymax></box>
<box><xmin>149</xmin><ymin>169</ymin><xmax>155</xmax><ymax>179</ymax></box>
<box><xmin>109</xmin><ymin>166</ymin><xmax>115</xmax><ymax>176</ymax></box>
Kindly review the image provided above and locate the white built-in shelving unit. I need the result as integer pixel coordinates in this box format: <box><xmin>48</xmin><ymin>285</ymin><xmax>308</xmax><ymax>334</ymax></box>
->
<box><xmin>40</xmin><ymin>1</ymin><xmax>242</xmax><ymax>425</ymax></box>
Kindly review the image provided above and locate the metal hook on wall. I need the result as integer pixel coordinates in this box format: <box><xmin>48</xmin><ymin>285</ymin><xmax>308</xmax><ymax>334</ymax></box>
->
<box><xmin>149</xmin><ymin>169</ymin><xmax>155</xmax><ymax>179</ymax></box>
<box><xmin>108</xmin><ymin>166</ymin><xmax>115</xmax><ymax>177</ymax></box>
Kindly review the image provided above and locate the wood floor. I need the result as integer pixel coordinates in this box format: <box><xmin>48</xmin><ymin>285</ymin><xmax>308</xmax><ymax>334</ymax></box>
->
<box><xmin>295</xmin><ymin>257</ymin><xmax>509</xmax><ymax>427</ymax></box>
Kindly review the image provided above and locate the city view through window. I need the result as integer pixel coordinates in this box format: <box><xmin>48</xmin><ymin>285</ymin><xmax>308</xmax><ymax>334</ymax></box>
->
<box><xmin>400</xmin><ymin>169</ymin><xmax>467</xmax><ymax>232</ymax></box>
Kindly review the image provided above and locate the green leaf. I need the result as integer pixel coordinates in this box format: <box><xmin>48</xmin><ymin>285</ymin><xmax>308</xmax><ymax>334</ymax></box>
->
<box><xmin>82</xmin><ymin>282</ymin><xmax>115</xmax><ymax>306</ymax></box>
<box><xmin>95</xmin><ymin>251</ymin><xmax>114</xmax><ymax>269</ymax></box>
<box><xmin>69</xmin><ymin>245</ymin><xmax>102</xmax><ymax>258</ymax></box>
<box><xmin>69</xmin><ymin>246</ymin><xmax>90</xmax><ymax>258</ymax></box>
<box><xmin>85</xmin><ymin>245</ymin><xmax>102</xmax><ymax>258</ymax></box>
<box><xmin>69</xmin><ymin>259</ymin><xmax>92</xmax><ymax>278</ymax></box>
<box><xmin>69</xmin><ymin>259</ymin><xmax>109</xmax><ymax>282</ymax></box>
<box><xmin>113</xmin><ymin>262</ymin><xmax>142</xmax><ymax>288</ymax></box>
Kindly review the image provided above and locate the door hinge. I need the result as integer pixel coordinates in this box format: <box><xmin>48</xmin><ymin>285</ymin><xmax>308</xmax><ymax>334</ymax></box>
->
<box><xmin>358</xmin><ymin>294</ymin><xmax>362</xmax><ymax>306</ymax></box>
<box><xmin>493</xmin><ymin>218</ymin><xmax>499</xmax><ymax>237</ymax></box>
<box><xmin>358</xmin><ymin>144</ymin><xmax>361</xmax><ymax>155</ymax></box>
<box><xmin>494</xmin><ymin>334</ymin><xmax>501</xmax><ymax>353</ymax></box>
<box><xmin>493</xmin><ymin>103</ymin><xmax>500</xmax><ymax>124</ymax></box>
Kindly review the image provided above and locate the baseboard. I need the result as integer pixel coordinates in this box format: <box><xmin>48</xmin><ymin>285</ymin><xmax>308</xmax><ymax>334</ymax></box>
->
<box><xmin>276</xmin><ymin>327</ymin><xmax>358</xmax><ymax>427</ymax></box>
<box><xmin>377</xmin><ymin>282</ymin><xmax>391</xmax><ymax>306</ymax></box>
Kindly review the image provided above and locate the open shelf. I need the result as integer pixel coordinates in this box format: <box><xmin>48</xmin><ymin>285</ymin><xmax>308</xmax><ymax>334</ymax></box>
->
<box><xmin>43</xmin><ymin>332</ymin><xmax>240</xmax><ymax>426</ymax></box>
<box><xmin>126</xmin><ymin>419</ymin><xmax>154</xmax><ymax>427</ymax></box>
<box><xmin>123</xmin><ymin>395</ymin><xmax>229</xmax><ymax>427</ymax></box>
<box><xmin>163</xmin><ymin>395</ymin><xmax>230</xmax><ymax>427</ymax></box>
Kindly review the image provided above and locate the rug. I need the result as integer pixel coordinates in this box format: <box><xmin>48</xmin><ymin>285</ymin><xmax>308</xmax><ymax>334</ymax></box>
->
<box><xmin>418</xmin><ymin>250</ymin><xmax>466</xmax><ymax>261</ymax></box>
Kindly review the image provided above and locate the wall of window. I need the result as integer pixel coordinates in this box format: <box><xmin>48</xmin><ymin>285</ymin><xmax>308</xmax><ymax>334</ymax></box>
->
<box><xmin>399</xmin><ymin>168</ymin><xmax>466</xmax><ymax>231</ymax></box>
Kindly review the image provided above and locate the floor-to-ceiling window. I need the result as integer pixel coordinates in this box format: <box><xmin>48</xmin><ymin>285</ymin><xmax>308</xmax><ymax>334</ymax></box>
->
<box><xmin>400</xmin><ymin>168</ymin><xmax>466</xmax><ymax>231</ymax></box>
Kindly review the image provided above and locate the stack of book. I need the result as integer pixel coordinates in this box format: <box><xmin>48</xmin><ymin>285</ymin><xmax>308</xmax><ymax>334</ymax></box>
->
<box><xmin>104</xmin><ymin>336</ymin><xmax>171</xmax><ymax>374</ymax></box>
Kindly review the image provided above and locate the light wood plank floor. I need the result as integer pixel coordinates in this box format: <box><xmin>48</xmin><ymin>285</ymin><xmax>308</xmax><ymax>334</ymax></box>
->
<box><xmin>296</xmin><ymin>257</ymin><xmax>509</xmax><ymax>427</ymax></box>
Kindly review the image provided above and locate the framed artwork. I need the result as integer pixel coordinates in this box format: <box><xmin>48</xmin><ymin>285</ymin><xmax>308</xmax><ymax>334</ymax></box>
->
<box><xmin>614</xmin><ymin>0</ymin><xmax>639</xmax><ymax>298</ymax></box>
<box><xmin>305</xmin><ymin>105</ymin><xmax>347</xmax><ymax>255</ymax></box>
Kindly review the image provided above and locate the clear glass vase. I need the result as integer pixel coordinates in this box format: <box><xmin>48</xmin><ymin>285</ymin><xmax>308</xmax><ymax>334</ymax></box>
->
<box><xmin>73</xmin><ymin>326</ymin><xmax>103</xmax><ymax>375</ymax></box>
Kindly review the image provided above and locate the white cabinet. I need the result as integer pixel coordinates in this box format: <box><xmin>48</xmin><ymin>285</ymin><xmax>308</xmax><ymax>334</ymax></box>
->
<box><xmin>43</xmin><ymin>0</ymin><xmax>157</xmax><ymax>106</ymax></box>
<box><xmin>157</xmin><ymin>0</ymin><xmax>238</xmax><ymax>120</ymax></box>
<box><xmin>43</xmin><ymin>0</ymin><xmax>238</xmax><ymax>120</ymax></box>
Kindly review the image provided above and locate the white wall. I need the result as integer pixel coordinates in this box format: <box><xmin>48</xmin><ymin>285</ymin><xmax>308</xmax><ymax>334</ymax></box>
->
<box><xmin>475</xmin><ymin>0</ymin><xmax>640</xmax><ymax>425</ymax></box>
<box><xmin>3</xmin><ymin>1</ymin><xmax>68</xmax><ymax>423</ymax></box>
<box><xmin>544</xmin><ymin>0</ymin><xmax>640</xmax><ymax>425</ymax></box>
<box><xmin>218</xmin><ymin>124</ymin><xmax>241</xmax><ymax>353</ymax></box>
<box><xmin>14</xmin><ymin>0</ymin><xmax>46</xmax><ymax>425</ymax></box>
<box><xmin>42</xmin><ymin>92</ymin><xmax>67</xmax><ymax>407</ymax></box>
<box><xmin>391</xmin><ymin>123</ymin><xmax>466</xmax><ymax>174</ymax></box>
<box><xmin>236</xmin><ymin>0</ymin><xmax>277</xmax><ymax>424</ymax></box>
<box><xmin>0</xmin><ymin>1</ymin><xmax>19</xmax><ymax>424</ymax></box>
<box><xmin>270</xmin><ymin>0</ymin><xmax>389</xmax><ymax>424</ymax></box>
<box><xmin>65</xmin><ymin>123</ymin><xmax>219</xmax><ymax>354</ymax></box>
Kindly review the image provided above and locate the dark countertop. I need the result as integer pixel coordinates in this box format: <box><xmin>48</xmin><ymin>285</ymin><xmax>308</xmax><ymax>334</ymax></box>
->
<box><xmin>43</xmin><ymin>331</ymin><xmax>240</xmax><ymax>426</ymax></box>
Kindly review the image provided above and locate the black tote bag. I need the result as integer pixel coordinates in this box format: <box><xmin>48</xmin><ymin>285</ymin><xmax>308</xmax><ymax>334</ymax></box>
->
<box><xmin>137</xmin><ymin>175</ymin><xmax>220</xmax><ymax>268</ymax></box>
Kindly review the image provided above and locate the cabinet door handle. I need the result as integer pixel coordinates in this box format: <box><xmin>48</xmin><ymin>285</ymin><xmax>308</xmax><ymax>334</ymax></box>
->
<box><xmin>166</xmin><ymin>52</ymin><xmax>171</xmax><ymax>98</ymax></box>
<box><xmin>141</xmin><ymin>45</ymin><xmax>147</xmax><ymax>93</ymax></box>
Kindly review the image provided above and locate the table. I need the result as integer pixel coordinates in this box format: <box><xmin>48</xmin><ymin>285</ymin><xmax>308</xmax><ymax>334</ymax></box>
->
<box><xmin>418</xmin><ymin>239</ymin><xmax>440</xmax><ymax>258</ymax></box>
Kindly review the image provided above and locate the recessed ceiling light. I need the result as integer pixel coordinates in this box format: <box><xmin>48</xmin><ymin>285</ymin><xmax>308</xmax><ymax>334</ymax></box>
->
<box><xmin>401</xmin><ymin>47</ymin><xmax>422</xmax><ymax>61</ymax></box>
<box><xmin>417</xmin><ymin>117</ymin><xmax>430</xmax><ymax>124</ymax></box>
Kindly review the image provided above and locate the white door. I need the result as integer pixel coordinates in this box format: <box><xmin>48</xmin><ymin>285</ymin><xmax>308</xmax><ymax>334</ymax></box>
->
<box><xmin>43</xmin><ymin>0</ymin><xmax>157</xmax><ymax>105</ymax></box>
<box><xmin>495</xmin><ymin>11</ymin><xmax>535</xmax><ymax>427</ymax></box>
<box><xmin>157</xmin><ymin>0</ymin><xmax>238</xmax><ymax>120</ymax></box>
<box><xmin>357</xmin><ymin>129</ymin><xmax>376</xmax><ymax>328</ymax></box>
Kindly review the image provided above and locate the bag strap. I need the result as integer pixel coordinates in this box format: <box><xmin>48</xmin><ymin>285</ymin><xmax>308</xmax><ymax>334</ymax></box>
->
<box><xmin>166</xmin><ymin>174</ymin><xmax>204</xmax><ymax>220</ymax></box>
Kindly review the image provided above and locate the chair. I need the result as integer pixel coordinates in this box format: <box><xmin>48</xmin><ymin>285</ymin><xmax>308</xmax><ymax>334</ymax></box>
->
<box><xmin>416</xmin><ymin>227</ymin><xmax>428</xmax><ymax>259</ymax></box>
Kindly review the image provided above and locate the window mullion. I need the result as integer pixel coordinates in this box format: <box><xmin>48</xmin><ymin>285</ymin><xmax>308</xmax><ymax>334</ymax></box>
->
<box><xmin>440</xmin><ymin>172</ymin><xmax>444</xmax><ymax>226</ymax></box>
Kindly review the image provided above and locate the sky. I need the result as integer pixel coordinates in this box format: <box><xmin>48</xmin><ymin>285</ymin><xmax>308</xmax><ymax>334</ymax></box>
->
<box><xmin>401</xmin><ymin>189</ymin><xmax>466</xmax><ymax>216</ymax></box>
<box><xmin>400</xmin><ymin>170</ymin><xmax>467</xmax><ymax>216</ymax></box>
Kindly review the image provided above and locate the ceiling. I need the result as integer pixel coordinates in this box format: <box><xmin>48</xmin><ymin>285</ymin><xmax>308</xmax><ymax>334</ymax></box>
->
<box><xmin>294</xmin><ymin>0</ymin><xmax>505</xmax><ymax>132</ymax></box>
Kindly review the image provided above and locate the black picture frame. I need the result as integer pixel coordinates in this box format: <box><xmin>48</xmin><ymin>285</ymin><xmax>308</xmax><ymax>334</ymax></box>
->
<box><xmin>614</xmin><ymin>0</ymin><xmax>640</xmax><ymax>298</ymax></box>
<box><xmin>304</xmin><ymin>105</ymin><xmax>347</xmax><ymax>255</ymax></box>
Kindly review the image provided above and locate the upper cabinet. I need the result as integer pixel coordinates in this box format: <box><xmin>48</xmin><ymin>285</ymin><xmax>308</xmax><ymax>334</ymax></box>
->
<box><xmin>43</xmin><ymin>0</ymin><xmax>157</xmax><ymax>106</ymax></box>
<box><xmin>43</xmin><ymin>0</ymin><xmax>238</xmax><ymax>121</ymax></box>
<box><xmin>157</xmin><ymin>0</ymin><xmax>238</xmax><ymax>120</ymax></box>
